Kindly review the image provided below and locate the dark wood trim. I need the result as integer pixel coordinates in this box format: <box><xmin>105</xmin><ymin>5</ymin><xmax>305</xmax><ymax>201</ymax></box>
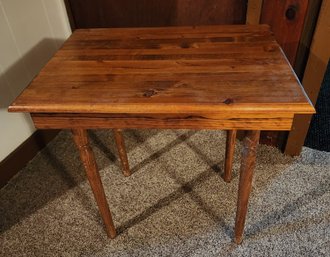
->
<box><xmin>294</xmin><ymin>0</ymin><xmax>322</xmax><ymax>80</ymax></box>
<box><xmin>246</xmin><ymin>0</ymin><xmax>263</xmax><ymax>25</ymax></box>
<box><xmin>259</xmin><ymin>0</ymin><xmax>309</xmax><ymax>148</ymax></box>
<box><xmin>285</xmin><ymin>0</ymin><xmax>330</xmax><ymax>156</ymax></box>
<box><xmin>260</xmin><ymin>0</ymin><xmax>309</xmax><ymax>65</ymax></box>
<box><xmin>65</xmin><ymin>0</ymin><xmax>247</xmax><ymax>29</ymax></box>
<box><xmin>63</xmin><ymin>0</ymin><xmax>76</xmax><ymax>31</ymax></box>
<box><xmin>0</xmin><ymin>129</ymin><xmax>60</xmax><ymax>188</ymax></box>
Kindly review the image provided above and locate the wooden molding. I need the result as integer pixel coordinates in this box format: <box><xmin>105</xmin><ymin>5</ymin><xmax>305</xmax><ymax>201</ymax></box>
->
<box><xmin>0</xmin><ymin>129</ymin><xmax>59</xmax><ymax>188</ymax></box>
<box><xmin>246</xmin><ymin>0</ymin><xmax>263</xmax><ymax>24</ymax></box>
<box><xmin>260</xmin><ymin>0</ymin><xmax>309</xmax><ymax>66</ymax></box>
<box><xmin>285</xmin><ymin>0</ymin><xmax>330</xmax><ymax>156</ymax></box>
<box><xmin>294</xmin><ymin>0</ymin><xmax>323</xmax><ymax>79</ymax></box>
<box><xmin>65</xmin><ymin>0</ymin><xmax>247</xmax><ymax>28</ymax></box>
<box><xmin>258</xmin><ymin>0</ymin><xmax>309</xmax><ymax>148</ymax></box>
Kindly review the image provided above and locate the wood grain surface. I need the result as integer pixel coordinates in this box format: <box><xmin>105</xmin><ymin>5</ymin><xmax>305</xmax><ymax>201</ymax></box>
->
<box><xmin>261</xmin><ymin>0</ymin><xmax>309</xmax><ymax>65</ymax></box>
<box><xmin>31</xmin><ymin>112</ymin><xmax>294</xmax><ymax>130</ymax></box>
<box><xmin>259</xmin><ymin>0</ymin><xmax>309</xmax><ymax>147</ymax></box>
<box><xmin>7</xmin><ymin>25</ymin><xmax>315</xmax><ymax>244</ymax></box>
<box><xmin>235</xmin><ymin>130</ymin><xmax>260</xmax><ymax>244</ymax></box>
<box><xmin>224</xmin><ymin>130</ymin><xmax>237</xmax><ymax>182</ymax></box>
<box><xmin>72</xmin><ymin>129</ymin><xmax>116</xmax><ymax>238</ymax></box>
<box><xmin>9</xmin><ymin>25</ymin><xmax>314</xmax><ymax>124</ymax></box>
<box><xmin>113</xmin><ymin>129</ymin><xmax>131</xmax><ymax>177</ymax></box>
<box><xmin>67</xmin><ymin>0</ymin><xmax>246</xmax><ymax>28</ymax></box>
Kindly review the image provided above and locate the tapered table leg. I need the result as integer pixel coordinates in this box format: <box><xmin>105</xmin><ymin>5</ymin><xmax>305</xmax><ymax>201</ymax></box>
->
<box><xmin>113</xmin><ymin>129</ymin><xmax>131</xmax><ymax>177</ymax></box>
<box><xmin>223</xmin><ymin>130</ymin><xmax>237</xmax><ymax>182</ymax></box>
<box><xmin>234</xmin><ymin>130</ymin><xmax>260</xmax><ymax>244</ymax></box>
<box><xmin>72</xmin><ymin>129</ymin><xmax>117</xmax><ymax>238</ymax></box>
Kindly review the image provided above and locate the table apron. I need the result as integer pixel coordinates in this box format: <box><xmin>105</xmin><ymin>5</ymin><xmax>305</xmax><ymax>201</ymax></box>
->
<box><xmin>31</xmin><ymin>113</ymin><xmax>294</xmax><ymax>130</ymax></box>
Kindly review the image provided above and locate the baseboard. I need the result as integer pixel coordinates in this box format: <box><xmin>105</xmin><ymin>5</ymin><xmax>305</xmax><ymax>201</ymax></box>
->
<box><xmin>0</xmin><ymin>129</ymin><xmax>60</xmax><ymax>188</ymax></box>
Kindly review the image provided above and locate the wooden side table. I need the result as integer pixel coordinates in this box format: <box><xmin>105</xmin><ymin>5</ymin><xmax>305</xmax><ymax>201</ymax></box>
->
<box><xmin>9</xmin><ymin>25</ymin><xmax>315</xmax><ymax>243</ymax></box>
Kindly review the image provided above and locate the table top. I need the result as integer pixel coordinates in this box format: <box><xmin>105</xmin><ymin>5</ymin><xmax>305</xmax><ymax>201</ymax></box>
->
<box><xmin>9</xmin><ymin>25</ymin><xmax>314</xmax><ymax>115</ymax></box>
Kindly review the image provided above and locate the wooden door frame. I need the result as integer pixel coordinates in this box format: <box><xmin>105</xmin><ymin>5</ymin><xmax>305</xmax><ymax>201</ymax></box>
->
<box><xmin>246</xmin><ymin>0</ymin><xmax>263</xmax><ymax>25</ymax></box>
<box><xmin>247</xmin><ymin>0</ymin><xmax>326</xmax><ymax>156</ymax></box>
<box><xmin>285</xmin><ymin>0</ymin><xmax>330</xmax><ymax>155</ymax></box>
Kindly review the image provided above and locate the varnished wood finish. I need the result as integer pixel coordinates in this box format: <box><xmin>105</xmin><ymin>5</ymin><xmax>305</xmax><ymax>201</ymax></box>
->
<box><xmin>285</xmin><ymin>0</ymin><xmax>330</xmax><ymax>156</ymax></box>
<box><xmin>261</xmin><ymin>0</ymin><xmax>309</xmax><ymax>65</ymax></box>
<box><xmin>67</xmin><ymin>0</ymin><xmax>246</xmax><ymax>29</ymax></box>
<box><xmin>260</xmin><ymin>0</ymin><xmax>309</xmax><ymax>147</ymax></box>
<box><xmin>31</xmin><ymin>112</ymin><xmax>294</xmax><ymax>131</ymax></box>
<box><xmin>10</xmin><ymin>25</ymin><xmax>314</xmax><ymax>117</ymax></box>
<box><xmin>113</xmin><ymin>129</ymin><xmax>131</xmax><ymax>177</ymax></box>
<box><xmin>235</xmin><ymin>130</ymin><xmax>260</xmax><ymax>244</ymax></box>
<box><xmin>246</xmin><ymin>0</ymin><xmax>263</xmax><ymax>25</ymax></box>
<box><xmin>71</xmin><ymin>129</ymin><xmax>116</xmax><ymax>238</ymax></box>
<box><xmin>8</xmin><ymin>25</ymin><xmax>315</xmax><ymax>243</ymax></box>
<box><xmin>223</xmin><ymin>130</ymin><xmax>237</xmax><ymax>182</ymax></box>
<box><xmin>294</xmin><ymin>0</ymin><xmax>323</xmax><ymax>79</ymax></box>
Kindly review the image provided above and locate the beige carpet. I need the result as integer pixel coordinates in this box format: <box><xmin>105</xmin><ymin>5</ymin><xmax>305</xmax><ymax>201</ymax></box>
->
<box><xmin>0</xmin><ymin>129</ymin><xmax>329</xmax><ymax>257</ymax></box>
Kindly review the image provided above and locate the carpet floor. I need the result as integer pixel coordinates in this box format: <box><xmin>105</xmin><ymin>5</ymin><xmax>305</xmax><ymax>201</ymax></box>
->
<box><xmin>0</xmin><ymin>129</ymin><xmax>329</xmax><ymax>257</ymax></box>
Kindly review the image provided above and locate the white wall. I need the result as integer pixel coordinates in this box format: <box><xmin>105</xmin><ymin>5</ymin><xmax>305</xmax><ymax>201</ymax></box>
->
<box><xmin>0</xmin><ymin>0</ymin><xmax>71</xmax><ymax>161</ymax></box>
